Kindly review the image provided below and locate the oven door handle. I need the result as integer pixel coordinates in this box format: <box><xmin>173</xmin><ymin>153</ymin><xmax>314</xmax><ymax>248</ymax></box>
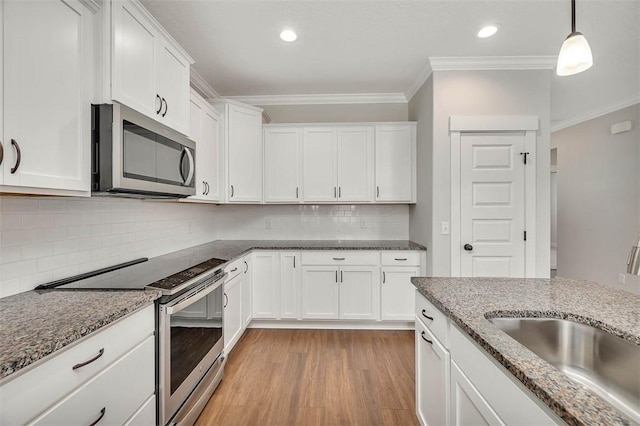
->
<box><xmin>165</xmin><ymin>276</ymin><xmax>226</xmax><ymax>315</ymax></box>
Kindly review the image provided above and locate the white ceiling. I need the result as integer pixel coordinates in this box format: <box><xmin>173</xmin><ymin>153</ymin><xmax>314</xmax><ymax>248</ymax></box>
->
<box><xmin>141</xmin><ymin>0</ymin><xmax>640</xmax><ymax>126</ymax></box>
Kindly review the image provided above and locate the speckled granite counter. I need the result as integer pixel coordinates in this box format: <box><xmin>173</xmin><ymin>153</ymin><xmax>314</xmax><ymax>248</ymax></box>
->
<box><xmin>411</xmin><ymin>276</ymin><xmax>640</xmax><ymax>426</ymax></box>
<box><xmin>0</xmin><ymin>289</ymin><xmax>160</xmax><ymax>382</ymax></box>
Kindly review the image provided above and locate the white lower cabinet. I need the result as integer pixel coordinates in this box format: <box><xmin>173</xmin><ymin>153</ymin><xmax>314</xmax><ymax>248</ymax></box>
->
<box><xmin>242</xmin><ymin>255</ymin><xmax>253</xmax><ymax>328</ymax></box>
<box><xmin>339</xmin><ymin>266</ymin><xmax>379</xmax><ymax>320</ymax></box>
<box><xmin>415</xmin><ymin>317</ymin><xmax>450</xmax><ymax>426</ymax></box>
<box><xmin>301</xmin><ymin>266</ymin><xmax>340</xmax><ymax>319</ymax></box>
<box><xmin>280</xmin><ymin>252</ymin><xmax>301</xmax><ymax>319</ymax></box>
<box><xmin>381</xmin><ymin>267</ymin><xmax>419</xmax><ymax>321</ymax></box>
<box><xmin>252</xmin><ymin>251</ymin><xmax>280</xmax><ymax>319</ymax></box>
<box><xmin>223</xmin><ymin>272</ymin><xmax>243</xmax><ymax>354</ymax></box>
<box><xmin>415</xmin><ymin>292</ymin><xmax>561</xmax><ymax>426</ymax></box>
<box><xmin>0</xmin><ymin>305</ymin><xmax>155</xmax><ymax>425</ymax></box>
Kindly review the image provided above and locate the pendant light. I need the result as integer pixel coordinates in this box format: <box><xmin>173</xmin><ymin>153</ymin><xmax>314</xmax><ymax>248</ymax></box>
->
<box><xmin>556</xmin><ymin>0</ymin><xmax>593</xmax><ymax>76</ymax></box>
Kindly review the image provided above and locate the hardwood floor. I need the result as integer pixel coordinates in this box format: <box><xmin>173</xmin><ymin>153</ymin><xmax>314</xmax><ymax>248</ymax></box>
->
<box><xmin>195</xmin><ymin>329</ymin><xmax>418</xmax><ymax>426</ymax></box>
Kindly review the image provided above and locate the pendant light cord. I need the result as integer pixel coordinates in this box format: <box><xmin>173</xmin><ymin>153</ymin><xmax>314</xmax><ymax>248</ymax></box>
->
<box><xmin>571</xmin><ymin>0</ymin><xmax>576</xmax><ymax>33</ymax></box>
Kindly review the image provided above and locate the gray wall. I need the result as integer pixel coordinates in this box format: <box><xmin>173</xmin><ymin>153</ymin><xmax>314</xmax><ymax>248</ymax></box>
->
<box><xmin>552</xmin><ymin>104</ymin><xmax>640</xmax><ymax>294</ymax></box>
<box><xmin>409</xmin><ymin>69</ymin><xmax>552</xmax><ymax>277</ymax></box>
<box><xmin>260</xmin><ymin>103</ymin><xmax>408</xmax><ymax>123</ymax></box>
<box><xmin>408</xmin><ymin>76</ymin><xmax>434</xmax><ymax>275</ymax></box>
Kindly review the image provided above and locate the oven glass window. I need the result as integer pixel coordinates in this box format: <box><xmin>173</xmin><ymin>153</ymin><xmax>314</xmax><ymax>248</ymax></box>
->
<box><xmin>169</xmin><ymin>286</ymin><xmax>223</xmax><ymax>394</ymax></box>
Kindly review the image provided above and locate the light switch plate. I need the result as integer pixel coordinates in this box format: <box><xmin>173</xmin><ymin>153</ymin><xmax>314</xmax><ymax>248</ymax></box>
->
<box><xmin>618</xmin><ymin>273</ymin><xmax>626</xmax><ymax>284</ymax></box>
<box><xmin>441</xmin><ymin>222</ymin><xmax>450</xmax><ymax>235</ymax></box>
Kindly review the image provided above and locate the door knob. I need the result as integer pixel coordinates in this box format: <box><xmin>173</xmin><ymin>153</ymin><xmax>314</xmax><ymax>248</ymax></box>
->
<box><xmin>464</xmin><ymin>244</ymin><xmax>473</xmax><ymax>251</ymax></box>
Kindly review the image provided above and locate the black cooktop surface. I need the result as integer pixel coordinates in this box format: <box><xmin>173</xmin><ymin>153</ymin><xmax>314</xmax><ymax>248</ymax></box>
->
<box><xmin>146</xmin><ymin>257</ymin><xmax>226</xmax><ymax>291</ymax></box>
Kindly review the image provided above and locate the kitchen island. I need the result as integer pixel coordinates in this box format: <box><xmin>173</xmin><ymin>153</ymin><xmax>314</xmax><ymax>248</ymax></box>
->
<box><xmin>411</xmin><ymin>276</ymin><xmax>639</xmax><ymax>426</ymax></box>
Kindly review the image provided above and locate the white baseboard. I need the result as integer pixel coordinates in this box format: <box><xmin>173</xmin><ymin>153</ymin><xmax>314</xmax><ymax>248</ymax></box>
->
<box><xmin>247</xmin><ymin>319</ymin><xmax>415</xmax><ymax>330</ymax></box>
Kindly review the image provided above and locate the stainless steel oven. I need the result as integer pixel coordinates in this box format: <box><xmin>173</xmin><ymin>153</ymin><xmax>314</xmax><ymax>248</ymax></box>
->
<box><xmin>156</xmin><ymin>268</ymin><xmax>227</xmax><ymax>425</ymax></box>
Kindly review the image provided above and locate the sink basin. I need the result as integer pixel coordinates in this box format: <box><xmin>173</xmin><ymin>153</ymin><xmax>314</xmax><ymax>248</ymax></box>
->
<box><xmin>488</xmin><ymin>317</ymin><xmax>640</xmax><ymax>422</ymax></box>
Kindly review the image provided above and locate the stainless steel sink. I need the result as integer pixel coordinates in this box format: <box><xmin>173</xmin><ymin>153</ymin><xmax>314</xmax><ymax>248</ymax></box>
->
<box><xmin>488</xmin><ymin>317</ymin><xmax>640</xmax><ymax>422</ymax></box>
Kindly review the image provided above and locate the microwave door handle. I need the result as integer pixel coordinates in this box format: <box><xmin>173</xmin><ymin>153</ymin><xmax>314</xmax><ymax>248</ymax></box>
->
<box><xmin>165</xmin><ymin>277</ymin><xmax>224</xmax><ymax>315</ymax></box>
<box><xmin>182</xmin><ymin>147</ymin><xmax>195</xmax><ymax>186</ymax></box>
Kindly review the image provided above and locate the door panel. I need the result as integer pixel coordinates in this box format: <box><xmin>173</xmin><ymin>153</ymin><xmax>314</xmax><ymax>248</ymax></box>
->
<box><xmin>339</xmin><ymin>267</ymin><xmax>379</xmax><ymax>320</ymax></box>
<box><xmin>303</xmin><ymin>128</ymin><xmax>337</xmax><ymax>202</ymax></box>
<box><xmin>264</xmin><ymin>128</ymin><xmax>301</xmax><ymax>203</ymax></box>
<box><xmin>375</xmin><ymin>126</ymin><xmax>413</xmax><ymax>202</ymax></box>
<box><xmin>460</xmin><ymin>133</ymin><xmax>525</xmax><ymax>277</ymax></box>
<box><xmin>381</xmin><ymin>267</ymin><xmax>418</xmax><ymax>321</ymax></box>
<box><xmin>301</xmin><ymin>267</ymin><xmax>339</xmax><ymax>319</ymax></box>
<box><xmin>157</xmin><ymin>43</ymin><xmax>190</xmax><ymax>134</ymax></box>
<box><xmin>337</xmin><ymin>127</ymin><xmax>373</xmax><ymax>202</ymax></box>
<box><xmin>227</xmin><ymin>106</ymin><xmax>262</xmax><ymax>202</ymax></box>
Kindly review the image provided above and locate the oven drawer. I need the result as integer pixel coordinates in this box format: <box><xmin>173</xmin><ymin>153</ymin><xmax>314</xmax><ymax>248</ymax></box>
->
<box><xmin>301</xmin><ymin>251</ymin><xmax>379</xmax><ymax>266</ymax></box>
<box><xmin>0</xmin><ymin>305</ymin><xmax>154</xmax><ymax>425</ymax></box>
<box><xmin>31</xmin><ymin>336</ymin><xmax>155</xmax><ymax>425</ymax></box>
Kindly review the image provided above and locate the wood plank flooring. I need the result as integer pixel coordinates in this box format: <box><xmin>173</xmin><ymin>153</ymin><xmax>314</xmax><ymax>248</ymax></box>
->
<box><xmin>195</xmin><ymin>329</ymin><xmax>418</xmax><ymax>426</ymax></box>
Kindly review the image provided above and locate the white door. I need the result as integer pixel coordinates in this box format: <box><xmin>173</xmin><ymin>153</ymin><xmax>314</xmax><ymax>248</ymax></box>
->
<box><xmin>303</xmin><ymin>128</ymin><xmax>338</xmax><ymax>202</ymax></box>
<box><xmin>156</xmin><ymin>42</ymin><xmax>190</xmax><ymax>135</ymax></box>
<box><xmin>111</xmin><ymin>0</ymin><xmax>157</xmax><ymax>118</ymax></box>
<box><xmin>339</xmin><ymin>267</ymin><xmax>379</xmax><ymax>320</ymax></box>
<box><xmin>460</xmin><ymin>132</ymin><xmax>526</xmax><ymax>277</ymax></box>
<box><xmin>337</xmin><ymin>126</ymin><xmax>373</xmax><ymax>202</ymax></box>
<box><xmin>375</xmin><ymin>125</ymin><xmax>414</xmax><ymax>202</ymax></box>
<box><xmin>3</xmin><ymin>0</ymin><xmax>92</xmax><ymax>191</ymax></box>
<box><xmin>301</xmin><ymin>266</ymin><xmax>339</xmax><ymax>319</ymax></box>
<box><xmin>381</xmin><ymin>267</ymin><xmax>419</xmax><ymax>321</ymax></box>
<box><xmin>251</xmin><ymin>252</ymin><xmax>279</xmax><ymax>319</ymax></box>
<box><xmin>279</xmin><ymin>252</ymin><xmax>300</xmax><ymax>319</ymax></box>
<box><xmin>264</xmin><ymin>128</ymin><xmax>302</xmax><ymax>203</ymax></box>
<box><xmin>223</xmin><ymin>274</ymin><xmax>243</xmax><ymax>354</ymax></box>
<box><xmin>416</xmin><ymin>321</ymin><xmax>450</xmax><ymax>426</ymax></box>
<box><xmin>450</xmin><ymin>361</ymin><xmax>504</xmax><ymax>426</ymax></box>
<box><xmin>227</xmin><ymin>105</ymin><xmax>263</xmax><ymax>202</ymax></box>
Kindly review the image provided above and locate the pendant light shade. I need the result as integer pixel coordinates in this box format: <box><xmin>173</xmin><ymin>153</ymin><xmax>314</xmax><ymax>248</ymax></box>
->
<box><xmin>556</xmin><ymin>0</ymin><xmax>593</xmax><ymax>76</ymax></box>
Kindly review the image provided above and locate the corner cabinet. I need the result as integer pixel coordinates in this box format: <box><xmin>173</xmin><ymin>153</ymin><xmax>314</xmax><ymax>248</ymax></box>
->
<box><xmin>104</xmin><ymin>0</ymin><xmax>193</xmax><ymax>136</ymax></box>
<box><xmin>1</xmin><ymin>0</ymin><xmax>96</xmax><ymax>196</ymax></box>
<box><xmin>211</xmin><ymin>100</ymin><xmax>264</xmax><ymax>203</ymax></box>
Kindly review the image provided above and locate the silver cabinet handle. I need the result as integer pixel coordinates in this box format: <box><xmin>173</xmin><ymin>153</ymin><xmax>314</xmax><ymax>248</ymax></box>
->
<box><xmin>10</xmin><ymin>139</ymin><xmax>21</xmax><ymax>174</ymax></box>
<box><xmin>88</xmin><ymin>407</ymin><xmax>106</xmax><ymax>426</ymax></box>
<box><xmin>332</xmin><ymin>257</ymin><xmax>345</xmax><ymax>261</ymax></box>
<box><xmin>72</xmin><ymin>348</ymin><xmax>104</xmax><ymax>370</ymax></box>
<box><xmin>421</xmin><ymin>331</ymin><xmax>433</xmax><ymax>345</ymax></box>
<box><xmin>180</xmin><ymin>148</ymin><xmax>194</xmax><ymax>186</ymax></box>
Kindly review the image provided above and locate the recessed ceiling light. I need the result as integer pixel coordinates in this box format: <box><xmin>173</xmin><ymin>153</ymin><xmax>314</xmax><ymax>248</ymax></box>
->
<box><xmin>280</xmin><ymin>29</ymin><xmax>297</xmax><ymax>42</ymax></box>
<box><xmin>477</xmin><ymin>25</ymin><xmax>499</xmax><ymax>38</ymax></box>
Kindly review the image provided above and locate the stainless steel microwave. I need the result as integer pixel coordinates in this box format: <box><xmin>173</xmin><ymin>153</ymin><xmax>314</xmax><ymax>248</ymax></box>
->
<box><xmin>91</xmin><ymin>103</ymin><xmax>196</xmax><ymax>198</ymax></box>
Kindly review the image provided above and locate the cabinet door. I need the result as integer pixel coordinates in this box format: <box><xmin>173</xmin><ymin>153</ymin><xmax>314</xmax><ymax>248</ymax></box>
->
<box><xmin>416</xmin><ymin>320</ymin><xmax>450</xmax><ymax>426</ymax></box>
<box><xmin>227</xmin><ymin>105</ymin><xmax>263</xmax><ymax>202</ymax></box>
<box><xmin>224</xmin><ymin>275</ymin><xmax>243</xmax><ymax>354</ymax></box>
<box><xmin>200</xmin><ymin>107</ymin><xmax>220</xmax><ymax>201</ymax></box>
<box><xmin>280</xmin><ymin>252</ymin><xmax>301</xmax><ymax>319</ymax></box>
<box><xmin>264</xmin><ymin>128</ymin><xmax>302</xmax><ymax>203</ymax></box>
<box><xmin>337</xmin><ymin>127</ymin><xmax>373</xmax><ymax>202</ymax></box>
<box><xmin>242</xmin><ymin>255</ymin><xmax>252</xmax><ymax>328</ymax></box>
<box><xmin>156</xmin><ymin>41</ymin><xmax>190</xmax><ymax>135</ymax></box>
<box><xmin>301</xmin><ymin>266</ymin><xmax>339</xmax><ymax>319</ymax></box>
<box><xmin>112</xmin><ymin>0</ymin><xmax>157</xmax><ymax>118</ymax></box>
<box><xmin>189</xmin><ymin>96</ymin><xmax>207</xmax><ymax>198</ymax></box>
<box><xmin>303</xmin><ymin>128</ymin><xmax>338</xmax><ymax>202</ymax></box>
<box><xmin>3</xmin><ymin>0</ymin><xmax>92</xmax><ymax>192</ymax></box>
<box><xmin>339</xmin><ymin>267</ymin><xmax>379</xmax><ymax>320</ymax></box>
<box><xmin>451</xmin><ymin>361</ymin><xmax>504</xmax><ymax>426</ymax></box>
<box><xmin>375</xmin><ymin>125</ymin><xmax>415</xmax><ymax>202</ymax></box>
<box><xmin>252</xmin><ymin>252</ymin><xmax>279</xmax><ymax>319</ymax></box>
<box><xmin>381</xmin><ymin>267</ymin><xmax>419</xmax><ymax>321</ymax></box>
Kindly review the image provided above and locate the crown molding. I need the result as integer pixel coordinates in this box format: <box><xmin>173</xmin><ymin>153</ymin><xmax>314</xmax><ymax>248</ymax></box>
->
<box><xmin>190</xmin><ymin>69</ymin><xmax>221</xmax><ymax>100</ymax></box>
<box><xmin>551</xmin><ymin>96</ymin><xmax>640</xmax><ymax>132</ymax></box>
<box><xmin>429</xmin><ymin>56</ymin><xmax>557</xmax><ymax>71</ymax></box>
<box><xmin>226</xmin><ymin>93</ymin><xmax>408</xmax><ymax>106</ymax></box>
<box><xmin>406</xmin><ymin>61</ymin><xmax>433</xmax><ymax>102</ymax></box>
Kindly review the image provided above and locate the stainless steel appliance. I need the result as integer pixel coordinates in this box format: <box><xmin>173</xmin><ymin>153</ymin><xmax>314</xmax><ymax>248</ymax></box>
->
<box><xmin>35</xmin><ymin>243</ymin><xmax>229</xmax><ymax>426</ymax></box>
<box><xmin>92</xmin><ymin>103</ymin><xmax>196</xmax><ymax>198</ymax></box>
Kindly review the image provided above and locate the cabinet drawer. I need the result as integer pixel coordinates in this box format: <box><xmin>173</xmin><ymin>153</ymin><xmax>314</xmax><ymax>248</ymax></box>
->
<box><xmin>225</xmin><ymin>258</ymin><xmax>245</xmax><ymax>280</ymax></box>
<box><xmin>31</xmin><ymin>336</ymin><xmax>155</xmax><ymax>426</ymax></box>
<box><xmin>124</xmin><ymin>395</ymin><xmax>155</xmax><ymax>426</ymax></box>
<box><xmin>415</xmin><ymin>292</ymin><xmax>449</xmax><ymax>347</ymax></box>
<box><xmin>301</xmin><ymin>251</ymin><xmax>378</xmax><ymax>266</ymax></box>
<box><xmin>0</xmin><ymin>305</ymin><xmax>154</xmax><ymax>425</ymax></box>
<box><xmin>381</xmin><ymin>251</ymin><xmax>421</xmax><ymax>266</ymax></box>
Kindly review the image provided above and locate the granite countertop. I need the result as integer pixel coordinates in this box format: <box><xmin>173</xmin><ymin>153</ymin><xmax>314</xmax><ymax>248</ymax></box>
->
<box><xmin>411</xmin><ymin>276</ymin><xmax>640</xmax><ymax>426</ymax></box>
<box><xmin>0</xmin><ymin>289</ymin><xmax>161</xmax><ymax>382</ymax></box>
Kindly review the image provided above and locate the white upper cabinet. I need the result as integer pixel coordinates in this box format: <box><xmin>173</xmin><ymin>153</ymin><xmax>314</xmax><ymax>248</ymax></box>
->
<box><xmin>1</xmin><ymin>0</ymin><xmax>95</xmax><ymax>195</ymax></box>
<box><xmin>187</xmin><ymin>90</ymin><xmax>220</xmax><ymax>202</ymax></box>
<box><xmin>110</xmin><ymin>0</ymin><xmax>192</xmax><ymax>136</ymax></box>
<box><xmin>264</xmin><ymin>127</ymin><xmax>302</xmax><ymax>203</ymax></box>
<box><xmin>302</xmin><ymin>127</ymin><xmax>338</xmax><ymax>202</ymax></box>
<box><xmin>337</xmin><ymin>126</ymin><xmax>374</xmax><ymax>202</ymax></box>
<box><xmin>213</xmin><ymin>100</ymin><xmax>263</xmax><ymax>203</ymax></box>
<box><xmin>375</xmin><ymin>124</ymin><xmax>416</xmax><ymax>203</ymax></box>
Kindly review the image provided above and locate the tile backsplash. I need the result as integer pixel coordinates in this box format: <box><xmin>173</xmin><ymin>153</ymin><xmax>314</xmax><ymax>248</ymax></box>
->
<box><xmin>0</xmin><ymin>197</ymin><xmax>409</xmax><ymax>297</ymax></box>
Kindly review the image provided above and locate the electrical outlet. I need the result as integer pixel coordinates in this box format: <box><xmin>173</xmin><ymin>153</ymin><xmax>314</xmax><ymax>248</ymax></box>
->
<box><xmin>618</xmin><ymin>273</ymin><xmax>626</xmax><ymax>284</ymax></box>
<box><xmin>360</xmin><ymin>219</ymin><xmax>367</xmax><ymax>229</ymax></box>
<box><xmin>441</xmin><ymin>222</ymin><xmax>450</xmax><ymax>235</ymax></box>
<box><xmin>265</xmin><ymin>219</ymin><xmax>272</xmax><ymax>229</ymax></box>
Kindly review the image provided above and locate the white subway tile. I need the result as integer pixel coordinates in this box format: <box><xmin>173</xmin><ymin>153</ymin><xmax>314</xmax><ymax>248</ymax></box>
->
<box><xmin>54</xmin><ymin>239</ymin><xmax>80</xmax><ymax>255</ymax></box>
<box><xmin>1</xmin><ymin>197</ymin><xmax>39</xmax><ymax>213</ymax></box>
<box><xmin>0</xmin><ymin>278</ymin><xmax>22</xmax><ymax>298</ymax></box>
<box><xmin>38</xmin><ymin>199</ymin><xmax>68</xmax><ymax>213</ymax></box>
<box><xmin>2</xmin><ymin>259</ymin><xmax>38</xmax><ymax>280</ymax></box>
<box><xmin>66</xmin><ymin>250</ymin><xmax>91</xmax><ymax>265</ymax></box>
<box><xmin>22</xmin><ymin>243</ymin><xmax>54</xmax><ymax>260</ymax></box>
<box><xmin>38</xmin><ymin>227</ymin><xmax>68</xmax><ymax>243</ymax></box>
<box><xmin>0</xmin><ymin>247</ymin><xmax>21</xmax><ymax>264</ymax></box>
<box><xmin>0</xmin><ymin>215</ymin><xmax>21</xmax><ymax>231</ymax></box>
<box><xmin>1</xmin><ymin>229</ymin><xmax>39</xmax><ymax>247</ymax></box>
<box><xmin>37</xmin><ymin>254</ymin><xmax>66</xmax><ymax>273</ymax></box>
<box><xmin>67</xmin><ymin>224</ymin><xmax>92</xmax><ymax>239</ymax></box>
<box><xmin>21</xmin><ymin>214</ymin><xmax>55</xmax><ymax>229</ymax></box>
<box><xmin>78</xmin><ymin>237</ymin><xmax>103</xmax><ymax>251</ymax></box>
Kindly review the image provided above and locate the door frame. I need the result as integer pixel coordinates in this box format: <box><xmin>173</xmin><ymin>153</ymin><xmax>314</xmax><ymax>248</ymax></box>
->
<box><xmin>450</xmin><ymin>115</ymin><xmax>539</xmax><ymax>277</ymax></box>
